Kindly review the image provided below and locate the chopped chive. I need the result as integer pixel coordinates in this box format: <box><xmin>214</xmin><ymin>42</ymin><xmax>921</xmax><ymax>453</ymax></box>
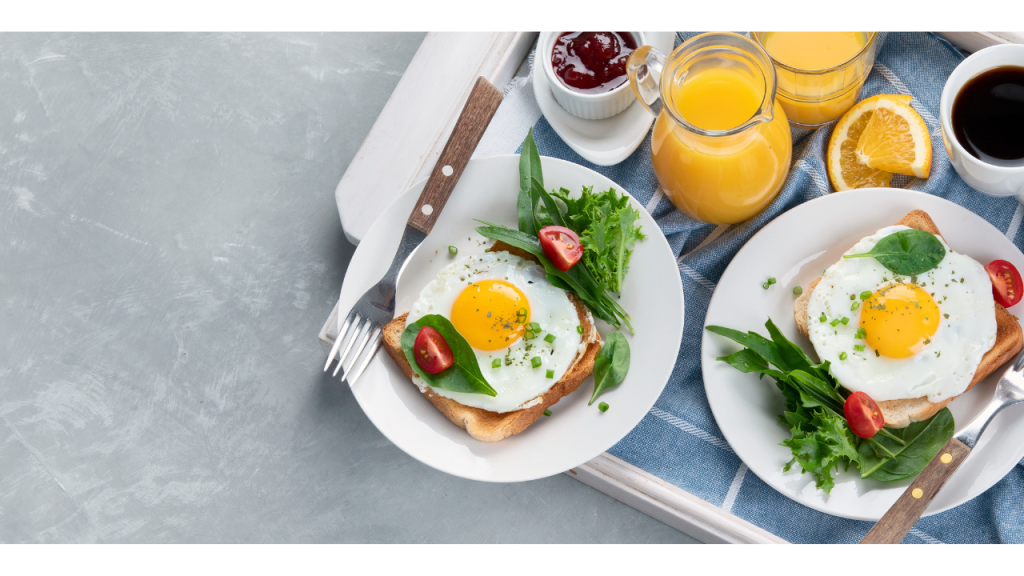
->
<box><xmin>543</xmin><ymin>409</ymin><xmax>551</xmax><ymax>417</ymax></box>
<box><xmin>491</xmin><ymin>358</ymin><xmax>501</xmax><ymax>368</ymax></box>
<box><xmin>767</xmin><ymin>277</ymin><xmax>776</xmax><ymax>285</ymax></box>
<box><xmin>855</xmin><ymin>328</ymin><xmax>867</xmax><ymax>339</ymax></box>
<box><xmin>529</xmin><ymin>322</ymin><xmax>541</xmax><ymax>331</ymax></box>
<box><xmin>546</xmin><ymin>369</ymin><xmax>554</xmax><ymax>378</ymax></box>
<box><xmin>854</xmin><ymin>344</ymin><xmax>866</xmax><ymax>352</ymax></box>
<box><xmin>531</xmin><ymin>356</ymin><xmax>542</xmax><ymax>368</ymax></box>
<box><xmin>448</xmin><ymin>246</ymin><xmax>457</xmax><ymax>255</ymax></box>
<box><xmin>524</xmin><ymin>332</ymin><xmax>536</xmax><ymax>340</ymax></box>
<box><xmin>762</xmin><ymin>281</ymin><xmax>770</xmax><ymax>290</ymax></box>
<box><xmin>576</xmin><ymin>325</ymin><xmax>584</xmax><ymax>334</ymax></box>
<box><xmin>830</xmin><ymin>318</ymin><xmax>841</xmax><ymax>327</ymax></box>
<box><xmin>819</xmin><ymin>313</ymin><xmax>827</xmax><ymax>323</ymax></box>
<box><xmin>839</xmin><ymin>352</ymin><xmax>848</xmax><ymax>361</ymax></box>
<box><xmin>840</xmin><ymin>317</ymin><xmax>849</xmax><ymax>325</ymax></box>
<box><xmin>793</xmin><ymin>286</ymin><xmax>803</xmax><ymax>295</ymax></box>
<box><xmin>598</xmin><ymin>402</ymin><xmax>609</xmax><ymax>413</ymax></box>
<box><xmin>860</xmin><ymin>291</ymin><xmax>872</xmax><ymax>300</ymax></box>
<box><xmin>851</xmin><ymin>301</ymin><xmax>859</xmax><ymax>311</ymax></box>
<box><xmin>544</xmin><ymin>333</ymin><xmax>556</xmax><ymax>343</ymax></box>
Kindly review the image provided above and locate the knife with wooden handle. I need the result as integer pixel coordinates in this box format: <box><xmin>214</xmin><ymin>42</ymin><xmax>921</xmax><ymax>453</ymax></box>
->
<box><xmin>860</xmin><ymin>350</ymin><xmax>1024</xmax><ymax>544</ymax></box>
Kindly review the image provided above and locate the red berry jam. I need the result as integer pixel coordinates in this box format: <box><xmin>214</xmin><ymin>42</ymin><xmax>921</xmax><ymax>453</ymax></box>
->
<box><xmin>551</xmin><ymin>32</ymin><xmax>638</xmax><ymax>94</ymax></box>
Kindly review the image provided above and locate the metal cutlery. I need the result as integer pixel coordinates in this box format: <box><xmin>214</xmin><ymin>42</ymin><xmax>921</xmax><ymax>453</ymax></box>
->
<box><xmin>860</xmin><ymin>348</ymin><xmax>1024</xmax><ymax>543</ymax></box>
<box><xmin>324</xmin><ymin>77</ymin><xmax>504</xmax><ymax>384</ymax></box>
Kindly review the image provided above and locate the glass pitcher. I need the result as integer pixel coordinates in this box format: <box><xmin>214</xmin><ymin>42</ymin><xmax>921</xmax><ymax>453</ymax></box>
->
<box><xmin>627</xmin><ymin>32</ymin><xmax>793</xmax><ymax>225</ymax></box>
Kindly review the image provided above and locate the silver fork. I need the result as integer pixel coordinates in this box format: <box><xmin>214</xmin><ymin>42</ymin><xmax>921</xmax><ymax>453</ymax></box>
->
<box><xmin>323</xmin><ymin>77</ymin><xmax>503</xmax><ymax>384</ymax></box>
<box><xmin>861</xmin><ymin>348</ymin><xmax>1024</xmax><ymax>544</ymax></box>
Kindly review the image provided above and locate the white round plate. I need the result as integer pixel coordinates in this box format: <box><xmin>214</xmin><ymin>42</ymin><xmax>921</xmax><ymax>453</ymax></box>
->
<box><xmin>702</xmin><ymin>188</ymin><xmax>1024</xmax><ymax>521</ymax></box>
<box><xmin>340</xmin><ymin>155</ymin><xmax>683</xmax><ymax>482</ymax></box>
<box><xmin>533</xmin><ymin>32</ymin><xmax>676</xmax><ymax>167</ymax></box>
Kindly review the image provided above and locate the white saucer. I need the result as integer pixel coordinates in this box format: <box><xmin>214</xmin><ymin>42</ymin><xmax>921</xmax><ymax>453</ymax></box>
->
<box><xmin>702</xmin><ymin>188</ymin><xmax>1024</xmax><ymax>520</ymax></box>
<box><xmin>533</xmin><ymin>32</ymin><xmax>677</xmax><ymax>167</ymax></box>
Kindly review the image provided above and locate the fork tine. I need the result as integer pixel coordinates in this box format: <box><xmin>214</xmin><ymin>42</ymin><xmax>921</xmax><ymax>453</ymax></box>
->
<box><xmin>323</xmin><ymin>309</ymin><xmax>357</xmax><ymax>372</ymax></box>
<box><xmin>342</xmin><ymin>322</ymin><xmax>377</xmax><ymax>377</ymax></box>
<box><xmin>333</xmin><ymin>314</ymin><xmax>364</xmax><ymax>376</ymax></box>
<box><xmin>346</xmin><ymin>328</ymin><xmax>382</xmax><ymax>385</ymax></box>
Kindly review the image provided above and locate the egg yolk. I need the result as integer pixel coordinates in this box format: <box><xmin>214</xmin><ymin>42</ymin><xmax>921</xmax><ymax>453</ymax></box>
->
<box><xmin>859</xmin><ymin>283</ymin><xmax>939</xmax><ymax>359</ymax></box>
<box><xmin>451</xmin><ymin>280</ymin><xmax>530</xmax><ymax>350</ymax></box>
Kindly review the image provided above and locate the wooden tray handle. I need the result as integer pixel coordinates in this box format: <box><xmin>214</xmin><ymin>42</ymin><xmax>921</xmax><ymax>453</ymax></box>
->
<box><xmin>860</xmin><ymin>437</ymin><xmax>971</xmax><ymax>544</ymax></box>
<box><xmin>406</xmin><ymin>77</ymin><xmax>504</xmax><ymax>234</ymax></box>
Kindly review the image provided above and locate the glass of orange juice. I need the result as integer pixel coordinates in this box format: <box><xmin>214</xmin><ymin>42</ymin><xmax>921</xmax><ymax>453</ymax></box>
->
<box><xmin>626</xmin><ymin>32</ymin><xmax>792</xmax><ymax>225</ymax></box>
<box><xmin>752</xmin><ymin>32</ymin><xmax>879</xmax><ymax>127</ymax></box>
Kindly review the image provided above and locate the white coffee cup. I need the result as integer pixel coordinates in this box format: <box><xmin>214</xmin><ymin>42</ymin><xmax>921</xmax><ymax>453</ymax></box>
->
<box><xmin>939</xmin><ymin>43</ymin><xmax>1024</xmax><ymax>202</ymax></box>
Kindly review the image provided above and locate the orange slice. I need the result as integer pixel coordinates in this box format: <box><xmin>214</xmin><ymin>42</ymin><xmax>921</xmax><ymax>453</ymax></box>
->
<box><xmin>827</xmin><ymin>94</ymin><xmax>912</xmax><ymax>191</ymax></box>
<box><xmin>855</xmin><ymin>96</ymin><xmax>932</xmax><ymax>178</ymax></box>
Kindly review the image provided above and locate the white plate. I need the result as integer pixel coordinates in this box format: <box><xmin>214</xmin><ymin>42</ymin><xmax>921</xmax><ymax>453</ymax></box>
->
<box><xmin>533</xmin><ymin>32</ymin><xmax>676</xmax><ymax>167</ymax></box>
<box><xmin>702</xmin><ymin>188</ymin><xmax>1024</xmax><ymax>521</ymax></box>
<box><xmin>340</xmin><ymin>155</ymin><xmax>683</xmax><ymax>482</ymax></box>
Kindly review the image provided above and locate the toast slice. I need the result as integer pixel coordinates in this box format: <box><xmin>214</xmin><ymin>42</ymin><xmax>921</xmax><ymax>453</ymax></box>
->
<box><xmin>794</xmin><ymin>210</ymin><xmax>1023</xmax><ymax>428</ymax></box>
<box><xmin>380</xmin><ymin>241</ymin><xmax>603</xmax><ymax>442</ymax></box>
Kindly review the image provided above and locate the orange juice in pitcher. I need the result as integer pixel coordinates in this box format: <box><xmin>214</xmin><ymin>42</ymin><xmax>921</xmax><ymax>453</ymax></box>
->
<box><xmin>628</xmin><ymin>32</ymin><xmax>792</xmax><ymax>224</ymax></box>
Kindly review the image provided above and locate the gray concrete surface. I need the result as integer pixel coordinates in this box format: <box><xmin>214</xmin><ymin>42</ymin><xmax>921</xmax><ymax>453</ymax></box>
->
<box><xmin>0</xmin><ymin>33</ymin><xmax>696</xmax><ymax>543</ymax></box>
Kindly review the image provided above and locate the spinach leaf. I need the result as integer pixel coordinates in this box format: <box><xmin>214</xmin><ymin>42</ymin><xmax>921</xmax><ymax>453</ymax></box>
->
<box><xmin>858</xmin><ymin>408</ymin><xmax>954</xmax><ymax>481</ymax></box>
<box><xmin>518</xmin><ymin>128</ymin><xmax>543</xmax><ymax>236</ymax></box>
<box><xmin>590</xmin><ymin>331</ymin><xmax>630</xmax><ymax>405</ymax></box>
<box><xmin>843</xmin><ymin>229</ymin><xmax>946</xmax><ymax>275</ymax></box>
<box><xmin>400</xmin><ymin>314</ymin><xmax>497</xmax><ymax>396</ymax></box>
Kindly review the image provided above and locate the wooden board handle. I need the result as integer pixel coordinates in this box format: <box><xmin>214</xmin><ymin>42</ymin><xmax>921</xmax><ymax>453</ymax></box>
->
<box><xmin>406</xmin><ymin>77</ymin><xmax>503</xmax><ymax>234</ymax></box>
<box><xmin>860</xmin><ymin>437</ymin><xmax>970</xmax><ymax>544</ymax></box>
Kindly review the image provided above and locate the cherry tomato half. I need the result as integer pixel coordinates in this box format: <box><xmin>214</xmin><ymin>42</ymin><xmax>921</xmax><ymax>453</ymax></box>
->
<box><xmin>844</xmin><ymin>391</ymin><xmax>885</xmax><ymax>439</ymax></box>
<box><xmin>538</xmin><ymin>226</ymin><xmax>583</xmax><ymax>272</ymax></box>
<box><xmin>985</xmin><ymin>260</ymin><xmax>1023</xmax><ymax>308</ymax></box>
<box><xmin>413</xmin><ymin>326</ymin><xmax>454</xmax><ymax>374</ymax></box>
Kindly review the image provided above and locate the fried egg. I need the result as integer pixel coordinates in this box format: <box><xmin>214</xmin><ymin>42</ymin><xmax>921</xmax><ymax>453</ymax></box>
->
<box><xmin>406</xmin><ymin>251</ymin><xmax>594</xmax><ymax>413</ymax></box>
<box><xmin>807</xmin><ymin>225</ymin><xmax>996</xmax><ymax>403</ymax></box>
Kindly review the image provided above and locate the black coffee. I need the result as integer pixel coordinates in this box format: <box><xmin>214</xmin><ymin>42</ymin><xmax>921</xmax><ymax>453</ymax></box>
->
<box><xmin>951</xmin><ymin>65</ymin><xmax>1024</xmax><ymax>167</ymax></box>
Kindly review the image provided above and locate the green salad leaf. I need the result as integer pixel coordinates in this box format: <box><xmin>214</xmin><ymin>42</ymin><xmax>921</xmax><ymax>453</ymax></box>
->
<box><xmin>705</xmin><ymin>318</ymin><xmax>954</xmax><ymax>493</ymax></box>
<box><xmin>518</xmin><ymin>128</ymin><xmax>543</xmax><ymax>236</ymax></box>
<box><xmin>552</xmin><ymin>186</ymin><xmax>646</xmax><ymax>293</ymax></box>
<box><xmin>400</xmin><ymin>314</ymin><xmax>496</xmax><ymax>396</ymax></box>
<box><xmin>843</xmin><ymin>229</ymin><xmax>946</xmax><ymax>275</ymax></box>
<box><xmin>590</xmin><ymin>331</ymin><xmax>630</xmax><ymax>405</ymax></box>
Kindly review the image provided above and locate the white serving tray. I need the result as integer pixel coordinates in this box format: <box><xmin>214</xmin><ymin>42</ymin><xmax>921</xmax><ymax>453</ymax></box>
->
<box><xmin>324</xmin><ymin>31</ymin><xmax>1023</xmax><ymax>544</ymax></box>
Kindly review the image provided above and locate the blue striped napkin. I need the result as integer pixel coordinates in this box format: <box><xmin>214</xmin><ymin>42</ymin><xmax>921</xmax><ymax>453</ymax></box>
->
<box><xmin>487</xmin><ymin>32</ymin><xmax>1024</xmax><ymax>544</ymax></box>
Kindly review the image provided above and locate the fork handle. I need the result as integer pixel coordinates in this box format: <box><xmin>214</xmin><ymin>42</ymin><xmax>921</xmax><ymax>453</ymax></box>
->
<box><xmin>406</xmin><ymin>77</ymin><xmax>504</xmax><ymax>235</ymax></box>
<box><xmin>859</xmin><ymin>437</ymin><xmax>970</xmax><ymax>544</ymax></box>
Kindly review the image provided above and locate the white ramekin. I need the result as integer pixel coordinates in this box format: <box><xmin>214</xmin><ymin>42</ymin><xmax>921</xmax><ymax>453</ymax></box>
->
<box><xmin>939</xmin><ymin>43</ymin><xmax>1024</xmax><ymax>202</ymax></box>
<box><xmin>538</xmin><ymin>31</ymin><xmax>644</xmax><ymax>121</ymax></box>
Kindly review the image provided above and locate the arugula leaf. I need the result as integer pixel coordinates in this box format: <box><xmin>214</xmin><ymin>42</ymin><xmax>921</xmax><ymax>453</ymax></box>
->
<box><xmin>518</xmin><ymin>128</ymin><xmax>543</xmax><ymax>236</ymax></box>
<box><xmin>858</xmin><ymin>408</ymin><xmax>954</xmax><ymax>481</ymax></box>
<box><xmin>400</xmin><ymin>315</ymin><xmax>496</xmax><ymax>396</ymax></box>
<box><xmin>706</xmin><ymin>318</ymin><xmax>955</xmax><ymax>493</ymax></box>
<box><xmin>843</xmin><ymin>229</ymin><xmax>946</xmax><ymax>275</ymax></box>
<box><xmin>590</xmin><ymin>331</ymin><xmax>630</xmax><ymax>404</ymax></box>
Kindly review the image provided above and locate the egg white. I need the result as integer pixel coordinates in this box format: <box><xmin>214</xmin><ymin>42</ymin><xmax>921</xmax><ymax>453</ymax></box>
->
<box><xmin>807</xmin><ymin>225</ymin><xmax>996</xmax><ymax>403</ymax></box>
<box><xmin>406</xmin><ymin>251</ymin><xmax>590</xmax><ymax>413</ymax></box>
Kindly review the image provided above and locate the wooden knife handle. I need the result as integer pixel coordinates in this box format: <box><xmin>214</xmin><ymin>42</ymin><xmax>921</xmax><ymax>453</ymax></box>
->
<box><xmin>860</xmin><ymin>437</ymin><xmax>970</xmax><ymax>544</ymax></box>
<box><xmin>406</xmin><ymin>77</ymin><xmax>503</xmax><ymax>234</ymax></box>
